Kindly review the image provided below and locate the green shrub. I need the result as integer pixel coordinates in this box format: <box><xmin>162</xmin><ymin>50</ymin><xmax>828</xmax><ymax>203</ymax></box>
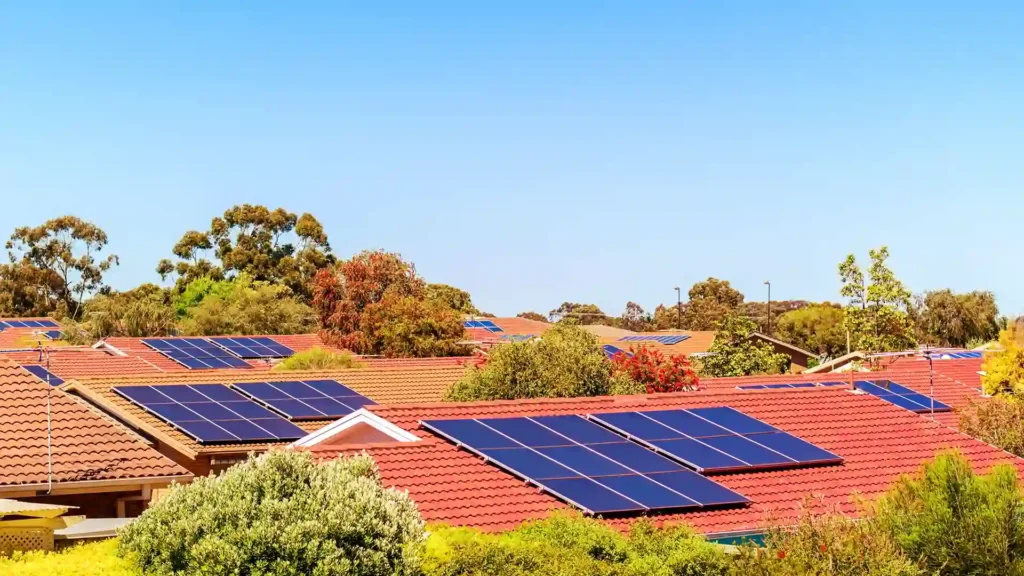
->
<box><xmin>273</xmin><ymin>347</ymin><xmax>365</xmax><ymax>370</ymax></box>
<box><xmin>422</xmin><ymin>514</ymin><xmax>730</xmax><ymax>576</ymax></box>
<box><xmin>119</xmin><ymin>450</ymin><xmax>424</xmax><ymax>576</ymax></box>
<box><xmin>871</xmin><ymin>450</ymin><xmax>1024</xmax><ymax>576</ymax></box>
<box><xmin>959</xmin><ymin>396</ymin><xmax>1024</xmax><ymax>457</ymax></box>
<box><xmin>0</xmin><ymin>539</ymin><xmax>139</xmax><ymax>576</ymax></box>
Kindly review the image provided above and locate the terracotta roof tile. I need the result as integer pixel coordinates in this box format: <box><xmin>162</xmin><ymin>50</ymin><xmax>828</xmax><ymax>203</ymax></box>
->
<box><xmin>601</xmin><ymin>332</ymin><xmax>718</xmax><ymax>356</ymax></box>
<box><xmin>0</xmin><ymin>358</ymin><xmax>190</xmax><ymax>489</ymax></box>
<box><xmin>312</xmin><ymin>381</ymin><xmax>1021</xmax><ymax>535</ymax></box>
<box><xmin>0</xmin><ymin>348</ymin><xmax>165</xmax><ymax>380</ymax></box>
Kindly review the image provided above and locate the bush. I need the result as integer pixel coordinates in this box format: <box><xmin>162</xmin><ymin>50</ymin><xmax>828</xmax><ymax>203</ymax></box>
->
<box><xmin>0</xmin><ymin>539</ymin><xmax>138</xmax><ymax>576</ymax></box>
<box><xmin>444</xmin><ymin>323</ymin><xmax>642</xmax><ymax>401</ymax></box>
<box><xmin>273</xmin><ymin>347</ymin><xmax>365</xmax><ymax>371</ymax></box>
<box><xmin>422</xmin><ymin>514</ymin><xmax>730</xmax><ymax>576</ymax></box>
<box><xmin>177</xmin><ymin>273</ymin><xmax>315</xmax><ymax>336</ymax></box>
<box><xmin>959</xmin><ymin>396</ymin><xmax>1024</xmax><ymax>457</ymax></box>
<box><xmin>119</xmin><ymin>450</ymin><xmax>424</xmax><ymax>576</ymax></box>
<box><xmin>982</xmin><ymin>323</ymin><xmax>1024</xmax><ymax>396</ymax></box>
<box><xmin>871</xmin><ymin>450</ymin><xmax>1024</xmax><ymax>575</ymax></box>
<box><xmin>610</xmin><ymin>345</ymin><xmax>700</xmax><ymax>393</ymax></box>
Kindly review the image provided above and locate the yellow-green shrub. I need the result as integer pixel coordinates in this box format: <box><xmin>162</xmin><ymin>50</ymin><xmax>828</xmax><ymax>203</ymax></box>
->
<box><xmin>0</xmin><ymin>539</ymin><xmax>139</xmax><ymax>576</ymax></box>
<box><xmin>273</xmin><ymin>346</ymin><xmax>364</xmax><ymax>370</ymax></box>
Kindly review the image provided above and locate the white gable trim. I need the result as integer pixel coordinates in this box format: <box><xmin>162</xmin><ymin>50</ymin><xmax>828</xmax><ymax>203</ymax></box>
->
<box><xmin>291</xmin><ymin>409</ymin><xmax>419</xmax><ymax>447</ymax></box>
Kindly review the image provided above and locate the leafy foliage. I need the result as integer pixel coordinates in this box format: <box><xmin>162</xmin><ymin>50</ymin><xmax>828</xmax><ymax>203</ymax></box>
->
<box><xmin>617</xmin><ymin>301</ymin><xmax>656</xmax><ymax>332</ymax></box>
<box><xmin>682</xmin><ymin>278</ymin><xmax>744</xmax><ymax>330</ymax></box>
<box><xmin>422</xmin><ymin>514</ymin><xmax>731</xmax><ymax>576</ymax></box>
<box><xmin>445</xmin><ymin>323</ymin><xmax>641</xmax><ymax>401</ymax></box>
<box><xmin>773</xmin><ymin>303</ymin><xmax>846</xmax><ymax>357</ymax></box>
<box><xmin>915</xmin><ymin>289</ymin><xmax>1001</xmax><ymax>347</ymax></box>
<box><xmin>71</xmin><ymin>283</ymin><xmax>177</xmax><ymax>340</ymax></box>
<box><xmin>176</xmin><ymin>274</ymin><xmax>314</xmax><ymax>336</ymax></box>
<box><xmin>3</xmin><ymin>216</ymin><xmax>119</xmax><ymax>319</ymax></box>
<box><xmin>549</xmin><ymin>302</ymin><xmax>609</xmax><ymax>324</ymax></box>
<box><xmin>516</xmin><ymin>311</ymin><xmax>548</xmax><ymax>322</ymax></box>
<box><xmin>273</xmin><ymin>347</ymin><xmax>365</xmax><ymax>370</ymax></box>
<box><xmin>313</xmin><ymin>251</ymin><xmax>469</xmax><ymax>357</ymax></box>
<box><xmin>610</xmin><ymin>345</ymin><xmax>700</xmax><ymax>393</ymax></box>
<box><xmin>959</xmin><ymin>396</ymin><xmax>1024</xmax><ymax>457</ymax></box>
<box><xmin>871</xmin><ymin>450</ymin><xmax>1024</xmax><ymax>576</ymax></box>
<box><xmin>981</xmin><ymin>322</ymin><xmax>1024</xmax><ymax>396</ymax></box>
<box><xmin>838</xmin><ymin>247</ymin><xmax>915</xmax><ymax>352</ymax></box>
<box><xmin>158</xmin><ymin>205</ymin><xmax>333</xmax><ymax>301</ymax></box>
<box><xmin>699</xmin><ymin>314</ymin><xmax>789</xmax><ymax>377</ymax></box>
<box><xmin>119</xmin><ymin>450</ymin><xmax>424</xmax><ymax>576</ymax></box>
<box><xmin>0</xmin><ymin>539</ymin><xmax>140</xmax><ymax>576</ymax></box>
<box><xmin>426</xmin><ymin>283</ymin><xmax>479</xmax><ymax>314</ymax></box>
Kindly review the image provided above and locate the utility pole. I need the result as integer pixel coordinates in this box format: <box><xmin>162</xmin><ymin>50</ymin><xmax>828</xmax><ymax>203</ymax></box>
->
<box><xmin>763</xmin><ymin>281</ymin><xmax>771</xmax><ymax>334</ymax></box>
<box><xmin>674</xmin><ymin>286</ymin><xmax>682</xmax><ymax>330</ymax></box>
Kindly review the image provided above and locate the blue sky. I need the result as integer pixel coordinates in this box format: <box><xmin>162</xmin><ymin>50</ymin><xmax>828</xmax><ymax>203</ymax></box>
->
<box><xmin>1</xmin><ymin>2</ymin><xmax>1021</xmax><ymax>317</ymax></box>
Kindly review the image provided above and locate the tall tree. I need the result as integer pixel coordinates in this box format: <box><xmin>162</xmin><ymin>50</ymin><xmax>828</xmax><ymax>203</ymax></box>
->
<box><xmin>158</xmin><ymin>205</ymin><xmax>332</xmax><ymax>301</ymax></box>
<box><xmin>517</xmin><ymin>311</ymin><xmax>548</xmax><ymax>322</ymax></box>
<box><xmin>618</xmin><ymin>301</ymin><xmax>655</xmax><ymax>332</ymax></box>
<box><xmin>425</xmin><ymin>283</ymin><xmax>479</xmax><ymax>315</ymax></box>
<box><xmin>916</xmin><ymin>289</ymin><xmax>1000</xmax><ymax>347</ymax></box>
<box><xmin>177</xmin><ymin>273</ymin><xmax>314</xmax><ymax>336</ymax></box>
<box><xmin>773</xmin><ymin>303</ymin><xmax>847</xmax><ymax>357</ymax></box>
<box><xmin>838</xmin><ymin>247</ymin><xmax>915</xmax><ymax>352</ymax></box>
<box><xmin>69</xmin><ymin>283</ymin><xmax>177</xmax><ymax>340</ymax></box>
<box><xmin>682</xmin><ymin>277</ymin><xmax>744</xmax><ymax>330</ymax></box>
<box><xmin>312</xmin><ymin>250</ymin><xmax>468</xmax><ymax>357</ymax></box>
<box><xmin>548</xmin><ymin>302</ymin><xmax>609</xmax><ymax>325</ymax></box>
<box><xmin>698</xmin><ymin>313</ymin><xmax>789</xmax><ymax>377</ymax></box>
<box><xmin>4</xmin><ymin>216</ymin><xmax>119</xmax><ymax>319</ymax></box>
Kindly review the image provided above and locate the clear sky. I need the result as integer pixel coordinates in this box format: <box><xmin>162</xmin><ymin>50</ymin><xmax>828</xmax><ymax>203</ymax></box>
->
<box><xmin>1</xmin><ymin>2</ymin><xmax>1021</xmax><ymax>317</ymax></box>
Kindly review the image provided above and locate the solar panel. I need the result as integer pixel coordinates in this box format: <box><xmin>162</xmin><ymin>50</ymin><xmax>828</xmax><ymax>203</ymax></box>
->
<box><xmin>142</xmin><ymin>338</ymin><xmax>252</xmax><ymax>369</ymax></box>
<box><xmin>422</xmin><ymin>415</ymin><xmax>749</xmax><ymax>515</ymax></box>
<box><xmin>616</xmin><ymin>335</ymin><xmax>691</xmax><ymax>345</ymax></box>
<box><xmin>463</xmin><ymin>320</ymin><xmax>481</xmax><ymax>328</ymax></box>
<box><xmin>603</xmin><ymin>345</ymin><xmax>630</xmax><ymax>359</ymax></box>
<box><xmin>736</xmin><ymin>382</ymin><xmax>839</xmax><ymax>390</ymax></box>
<box><xmin>855</xmin><ymin>380</ymin><xmax>951</xmax><ymax>413</ymax></box>
<box><xmin>589</xmin><ymin>408</ymin><xmax>843</xmax><ymax>473</ymax></box>
<box><xmin>1</xmin><ymin>319</ymin><xmax>58</xmax><ymax>328</ymax></box>
<box><xmin>41</xmin><ymin>330</ymin><xmax>63</xmax><ymax>340</ymax></box>
<box><xmin>208</xmin><ymin>336</ymin><xmax>294</xmax><ymax>359</ymax></box>
<box><xmin>21</xmin><ymin>365</ymin><xmax>64</xmax><ymax>386</ymax></box>
<box><xmin>114</xmin><ymin>384</ymin><xmax>306</xmax><ymax>444</ymax></box>
<box><xmin>232</xmin><ymin>379</ymin><xmax>376</xmax><ymax>420</ymax></box>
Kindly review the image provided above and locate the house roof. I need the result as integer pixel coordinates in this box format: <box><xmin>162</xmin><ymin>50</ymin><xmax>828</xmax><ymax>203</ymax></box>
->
<box><xmin>95</xmin><ymin>334</ymin><xmax>344</xmax><ymax>371</ymax></box>
<box><xmin>310</xmin><ymin>379</ymin><xmax>1019</xmax><ymax>535</ymax></box>
<box><xmin>0</xmin><ymin>317</ymin><xmax>65</xmax><ymax>349</ymax></box>
<box><xmin>0</xmin><ymin>359</ymin><xmax>191</xmax><ymax>490</ymax></box>
<box><xmin>62</xmin><ymin>364</ymin><xmax>469</xmax><ymax>458</ymax></box>
<box><xmin>463</xmin><ymin>317</ymin><xmax>552</xmax><ymax>342</ymax></box>
<box><xmin>600</xmin><ymin>331</ymin><xmax>718</xmax><ymax>357</ymax></box>
<box><xmin>0</xmin><ymin>348</ymin><xmax>165</xmax><ymax>380</ymax></box>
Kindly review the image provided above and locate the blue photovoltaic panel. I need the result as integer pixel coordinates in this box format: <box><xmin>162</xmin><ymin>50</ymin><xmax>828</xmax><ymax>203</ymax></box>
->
<box><xmin>41</xmin><ymin>330</ymin><xmax>63</xmax><ymax>340</ymax></box>
<box><xmin>855</xmin><ymin>380</ymin><xmax>951</xmax><ymax>413</ymax></box>
<box><xmin>463</xmin><ymin>320</ymin><xmax>504</xmax><ymax>333</ymax></box>
<box><xmin>21</xmin><ymin>364</ymin><xmax>64</xmax><ymax>386</ymax></box>
<box><xmin>589</xmin><ymin>408</ymin><xmax>843</xmax><ymax>473</ymax></box>
<box><xmin>617</xmin><ymin>335</ymin><xmax>691</xmax><ymax>345</ymax></box>
<box><xmin>113</xmin><ymin>384</ymin><xmax>306</xmax><ymax>444</ymax></box>
<box><xmin>232</xmin><ymin>379</ymin><xmax>376</xmax><ymax>420</ymax></box>
<box><xmin>142</xmin><ymin>338</ymin><xmax>252</xmax><ymax>370</ymax></box>
<box><xmin>603</xmin><ymin>345</ymin><xmax>632</xmax><ymax>359</ymax></box>
<box><xmin>209</xmin><ymin>336</ymin><xmax>294</xmax><ymax>359</ymax></box>
<box><xmin>931</xmin><ymin>351</ymin><xmax>982</xmax><ymax>359</ymax></box>
<box><xmin>1</xmin><ymin>319</ymin><xmax>59</xmax><ymax>329</ymax></box>
<box><xmin>422</xmin><ymin>415</ymin><xmax>749</xmax><ymax>515</ymax></box>
<box><xmin>737</xmin><ymin>382</ymin><xmax>844</xmax><ymax>391</ymax></box>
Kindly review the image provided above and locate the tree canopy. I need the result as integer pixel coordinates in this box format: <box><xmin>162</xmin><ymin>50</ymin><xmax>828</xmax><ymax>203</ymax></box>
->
<box><xmin>548</xmin><ymin>302</ymin><xmax>609</xmax><ymax>324</ymax></box>
<box><xmin>176</xmin><ymin>274</ymin><xmax>314</xmax><ymax>336</ymax></box>
<box><xmin>773</xmin><ymin>303</ymin><xmax>846</xmax><ymax>358</ymax></box>
<box><xmin>516</xmin><ymin>311</ymin><xmax>548</xmax><ymax>322</ymax></box>
<box><xmin>915</xmin><ymin>289</ymin><xmax>1001</xmax><ymax>348</ymax></box>
<box><xmin>699</xmin><ymin>313</ymin><xmax>790</xmax><ymax>377</ymax></box>
<box><xmin>838</xmin><ymin>247</ymin><xmax>916</xmax><ymax>352</ymax></box>
<box><xmin>425</xmin><ymin>283</ymin><xmax>479</xmax><ymax>314</ymax></box>
<box><xmin>682</xmin><ymin>277</ymin><xmax>744</xmax><ymax>330</ymax></box>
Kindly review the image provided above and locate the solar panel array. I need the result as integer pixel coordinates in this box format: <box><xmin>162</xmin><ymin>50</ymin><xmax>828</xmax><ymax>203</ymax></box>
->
<box><xmin>737</xmin><ymin>381</ymin><xmax>847</xmax><ymax>390</ymax></box>
<box><xmin>0</xmin><ymin>319</ymin><xmax>58</xmax><ymax>329</ymax></box>
<box><xmin>464</xmin><ymin>320</ymin><xmax>504</xmax><ymax>333</ymax></box>
<box><xmin>618</xmin><ymin>335</ymin><xmax>690</xmax><ymax>345</ymax></box>
<box><xmin>591</xmin><ymin>408</ymin><xmax>843</xmax><ymax>474</ymax></box>
<box><xmin>855</xmin><ymin>380</ymin><xmax>951</xmax><ymax>413</ymax></box>
<box><xmin>41</xmin><ymin>330</ymin><xmax>63</xmax><ymax>340</ymax></box>
<box><xmin>21</xmin><ymin>364</ymin><xmax>64</xmax><ymax>386</ymax></box>
<box><xmin>114</xmin><ymin>384</ymin><xmax>306</xmax><ymax>443</ymax></box>
<box><xmin>142</xmin><ymin>338</ymin><xmax>253</xmax><ymax>369</ymax></box>
<box><xmin>208</xmin><ymin>337</ymin><xmax>294</xmax><ymax>359</ymax></box>
<box><xmin>930</xmin><ymin>351</ymin><xmax>983</xmax><ymax>359</ymax></box>
<box><xmin>233</xmin><ymin>380</ymin><xmax>376</xmax><ymax>420</ymax></box>
<box><xmin>602</xmin><ymin>345</ymin><xmax>631</xmax><ymax>359</ymax></box>
<box><xmin>422</xmin><ymin>415</ymin><xmax>750</xmax><ymax>515</ymax></box>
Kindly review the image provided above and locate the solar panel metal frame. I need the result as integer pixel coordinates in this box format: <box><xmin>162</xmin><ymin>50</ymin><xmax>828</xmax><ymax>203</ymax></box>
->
<box><xmin>21</xmin><ymin>364</ymin><xmax>64</xmax><ymax>386</ymax></box>
<box><xmin>113</xmin><ymin>384</ymin><xmax>306</xmax><ymax>444</ymax></box>
<box><xmin>422</xmin><ymin>415</ymin><xmax>749</xmax><ymax>515</ymax></box>
<box><xmin>589</xmin><ymin>408</ymin><xmax>843</xmax><ymax>474</ymax></box>
<box><xmin>142</xmin><ymin>337</ymin><xmax>253</xmax><ymax>370</ymax></box>
<box><xmin>232</xmin><ymin>379</ymin><xmax>377</xmax><ymax>420</ymax></box>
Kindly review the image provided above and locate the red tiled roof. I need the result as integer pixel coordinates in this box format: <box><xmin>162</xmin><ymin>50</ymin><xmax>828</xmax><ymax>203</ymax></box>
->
<box><xmin>0</xmin><ymin>348</ymin><xmax>165</xmax><ymax>380</ymax></box>
<box><xmin>0</xmin><ymin>317</ymin><xmax>64</xmax><ymax>349</ymax></box>
<box><xmin>0</xmin><ymin>358</ymin><xmax>191</xmax><ymax>489</ymax></box>
<box><xmin>601</xmin><ymin>332</ymin><xmax>718</xmax><ymax>356</ymax></box>
<box><xmin>464</xmin><ymin>317</ymin><xmax>552</xmax><ymax>342</ymax></box>
<box><xmin>312</xmin><ymin>383</ymin><xmax>1021</xmax><ymax>534</ymax></box>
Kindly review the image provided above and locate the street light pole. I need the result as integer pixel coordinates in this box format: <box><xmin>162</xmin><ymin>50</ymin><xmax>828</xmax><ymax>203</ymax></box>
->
<box><xmin>674</xmin><ymin>286</ymin><xmax>681</xmax><ymax>330</ymax></box>
<box><xmin>764</xmin><ymin>281</ymin><xmax>771</xmax><ymax>334</ymax></box>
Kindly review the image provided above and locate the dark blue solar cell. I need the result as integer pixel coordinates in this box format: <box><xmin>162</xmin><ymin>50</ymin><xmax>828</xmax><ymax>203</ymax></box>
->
<box><xmin>534</xmin><ymin>446</ymin><xmax>631</xmax><ymax>477</ymax></box>
<box><xmin>262</xmin><ymin>399</ymin><xmax>327</xmax><ymax>419</ymax></box>
<box><xmin>422</xmin><ymin>419</ymin><xmax>521</xmax><ymax>449</ymax></box>
<box><xmin>214</xmin><ymin>357</ymin><xmax>252</xmax><ymax>369</ymax></box>
<box><xmin>745</xmin><ymin>432</ymin><xmax>842</xmax><ymax>464</ymax></box>
<box><xmin>642</xmin><ymin>410</ymin><xmax>732</xmax><ymax>438</ymax></box>
<box><xmin>587</xmin><ymin>442</ymin><xmax>685</xmax><ymax>474</ymax></box>
<box><xmin>900</xmin><ymin>394</ymin><xmax>950</xmax><ymax>412</ymax></box>
<box><xmin>156</xmin><ymin>386</ymin><xmax>209</xmax><ymax>403</ymax></box>
<box><xmin>115</xmin><ymin>386</ymin><xmax>171</xmax><ymax>404</ymax></box>
<box><xmin>647</xmin><ymin>471</ymin><xmax>750</xmax><ymax>506</ymax></box>
<box><xmin>178</xmin><ymin>357</ymin><xmax>213</xmax><ymax>369</ymax></box>
<box><xmin>595</xmin><ymin>474</ymin><xmax>699</xmax><ymax>510</ymax></box>
<box><xmin>21</xmin><ymin>365</ymin><xmax>64</xmax><ymax>386</ymax></box>
<box><xmin>43</xmin><ymin>330</ymin><xmax>62</xmax><ymax>340</ymax></box>
<box><xmin>249</xmin><ymin>418</ymin><xmax>306</xmax><ymax>439</ymax></box>
<box><xmin>479</xmin><ymin>418</ymin><xmax>572</xmax><ymax>448</ymax></box>
<box><xmin>650</xmin><ymin>439</ymin><xmax>747</xmax><ymax>472</ymax></box>
<box><xmin>790</xmin><ymin>383</ymin><xmax>817</xmax><ymax>389</ymax></box>
<box><xmin>875</xmin><ymin>381</ymin><xmax>915</xmax><ymax>395</ymax></box>
<box><xmin>215</xmin><ymin>419</ymin><xmax>280</xmax><ymax>441</ymax></box>
<box><xmin>480</xmin><ymin>448</ymin><xmax>580</xmax><ymax>480</ymax></box>
<box><xmin>530</xmin><ymin>415</ymin><xmax>624</xmax><ymax>445</ymax></box>
<box><xmin>142</xmin><ymin>338</ymin><xmax>176</xmax><ymax>351</ymax></box>
<box><xmin>190</xmin><ymin>384</ymin><xmax>246</xmax><ymax>402</ymax></box>
<box><xmin>234</xmin><ymin>382</ymin><xmax>291</xmax><ymax>400</ymax></box>
<box><xmin>146</xmin><ymin>402</ymin><xmax>203</xmax><ymax>422</ymax></box>
<box><xmin>700</xmin><ymin>435</ymin><xmax>794</xmax><ymax>468</ymax></box>
<box><xmin>590</xmin><ymin>412</ymin><xmax>682</xmax><ymax>441</ymax></box>
<box><xmin>335</xmin><ymin>396</ymin><xmax>376</xmax><ymax>410</ymax></box>
<box><xmin>765</xmin><ymin>383</ymin><xmax>794</xmax><ymax>389</ymax></box>
<box><xmin>818</xmin><ymin>381</ymin><xmax>847</xmax><ymax>387</ymax></box>
<box><xmin>687</xmin><ymin>407</ymin><xmax>777</xmax><ymax>435</ymax></box>
<box><xmin>855</xmin><ymin>381</ymin><xmax>892</xmax><ymax>396</ymax></box>
<box><xmin>303</xmin><ymin>397</ymin><xmax>356</xmax><ymax>416</ymax></box>
<box><xmin>737</xmin><ymin>385</ymin><xmax>767</xmax><ymax>390</ymax></box>
<box><xmin>304</xmin><ymin>379</ymin><xmax>361</xmax><ymax>397</ymax></box>
<box><xmin>541</xmin><ymin>478</ymin><xmax>642</xmax><ymax>514</ymax></box>
<box><xmin>174</xmin><ymin>420</ymin><xmax>238</xmax><ymax>443</ymax></box>
<box><xmin>183</xmin><ymin>402</ymin><xmax>240</xmax><ymax>421</ymax></box>
<box><xmin>266</xmin><ymin>381</ymin><xmax>320</xmax><ymax>398</ymax></box>
<box><xmin>220</xmin><ymin>401</ymin><xmax>279</xmax><ymax>419</ymax></box>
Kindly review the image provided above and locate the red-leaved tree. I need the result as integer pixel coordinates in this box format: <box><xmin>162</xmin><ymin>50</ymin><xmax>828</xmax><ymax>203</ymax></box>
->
<box><xmin>610</xmin><ymin>344</ymin><xmax>700</xmax><ymax>393</ymax></box>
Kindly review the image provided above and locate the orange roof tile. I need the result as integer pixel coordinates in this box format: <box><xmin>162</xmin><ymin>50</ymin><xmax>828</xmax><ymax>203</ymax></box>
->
<box><xmin>464</xmin><ymin>317</ymin><xmax>552</xmax><ymax>342</ymax></box>
<box><xmin>311</xmin><ymin>383</ymin><xmax>1021</xmax><ymax>535</ymax></box>
<box><xmin>601</xmin><ymin>332</ymin><xmax>718</xmax><ymax>356</ymax></box>
<box><xmin>0</xmin><ymin>348</ymin><xmax>165</xmax><ymax>380</ymax></box>
<box><xmin>0</xmin><ymin>358</ymin><xmax>190</xmax><ymax>489</ymax></box>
